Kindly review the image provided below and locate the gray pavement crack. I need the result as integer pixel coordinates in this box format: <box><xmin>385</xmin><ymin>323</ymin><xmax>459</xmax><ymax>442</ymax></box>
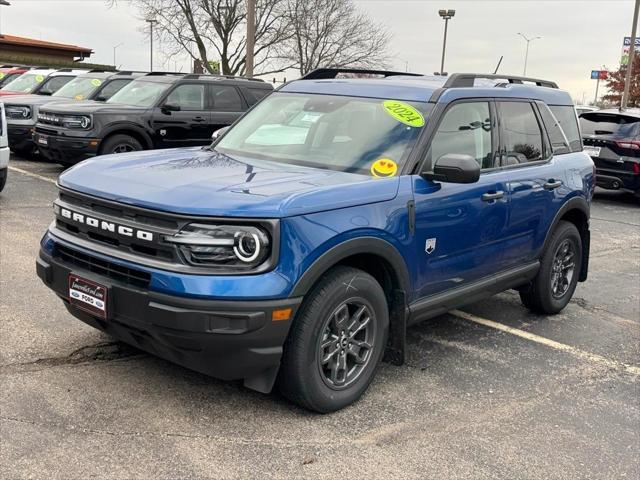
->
<box><xmin>0</xmin><ymin>341</ymin><xmax>142</xmax><ymax>375</ymax></box>
<box><xmin>591</xmin><ymin>216</ymin><xmax>640</xmax><ymax>227</ymax></box>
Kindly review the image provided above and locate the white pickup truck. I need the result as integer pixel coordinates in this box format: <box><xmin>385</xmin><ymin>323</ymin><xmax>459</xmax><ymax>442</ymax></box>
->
<box><xmin>0</xmin><ymin>102</ymin><xmax>9</xmax><ymax>192</ymax></box>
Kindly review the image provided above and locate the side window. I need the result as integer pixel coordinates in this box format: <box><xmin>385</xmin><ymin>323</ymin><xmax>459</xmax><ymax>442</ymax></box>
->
<box><xmin>244</xmin><ymin>87</ymin><xmax>271</xmax><ymax>106</ymax></box>
<box><xmin>164</xmin><ymin>84</ymin><xmax>206</xmax><ymax>110</ymax></box>
<box><xmin>39</xmin><ymin>76</ymin><xmax>72</xmax><ymax>95</ymax></box>
<box><xmin>97</xmin><ymin>79</ymin><xmax>130</xmax><ymax>101</ymax></box>
<box><xmin>537</xmin><ymin>102</ymin><xmax>570</xmax><ymax>155</ymax></box>
<box><xmin>210</xmin><ymin>85</ymin><xmax>243</xmax><ymax>112</ymax></box>
<box><xmin>549</xmin><ymin>105</ymin><xmax>582</xmax><ymax>152</ymax></box>
<box><xmin>428</xmin><ymin>102</ymin><xmax>494</xmax><ymax>169</ymax></box>
<box><xmin>498</xmin><ymin>101</ymin><xmax>545</xmax><ymax>164</ymax></box>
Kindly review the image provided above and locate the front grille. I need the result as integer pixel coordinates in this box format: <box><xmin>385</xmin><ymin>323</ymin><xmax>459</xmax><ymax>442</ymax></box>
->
<box><xmin>55</xmin><ymin>244</ymin><xmax>151</xmax><ymax>288</ymax></box>
<box><xmin>35</xmin><ymin>126</ymin><xmax>59</xmax><ymax>136</ymax></box>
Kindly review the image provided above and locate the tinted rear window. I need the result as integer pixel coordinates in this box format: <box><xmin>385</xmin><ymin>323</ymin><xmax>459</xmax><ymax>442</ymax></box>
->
<box><xmin>549</xmin><ymin>105</ymin><xmax>582</xmax><ymax>152</ymax></box>
<box><xmin>579</xmin><ymin>113</ymin><xmax>640</xmax><ymax>138</ymax></box>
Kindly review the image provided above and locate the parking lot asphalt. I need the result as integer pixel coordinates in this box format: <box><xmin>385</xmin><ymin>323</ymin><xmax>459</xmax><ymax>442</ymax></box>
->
<box><xmin>1</xmin><ymin>155</ymin><xmax>638</xmax><ymax>479</ymax></box>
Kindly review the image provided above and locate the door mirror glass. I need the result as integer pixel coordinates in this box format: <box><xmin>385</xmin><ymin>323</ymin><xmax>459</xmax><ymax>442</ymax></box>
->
<box><xmin>424</xmin><ymin>153</ymin><xmax>480</xmax><ymax>184</ymax></box>
<box><xmin>211</xmin><ymin>126</ymin><xmax>230</xmax><ymax>141</ymax></box>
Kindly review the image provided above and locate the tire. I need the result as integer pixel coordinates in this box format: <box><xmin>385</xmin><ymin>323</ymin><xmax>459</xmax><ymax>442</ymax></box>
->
<box><xmin>100</xmin><ymin>134</ymin><xmax>143</xmax><ymax>155</ymax></box>
<box><xmin>520</xmin><ymin>220</ymin><xmax>582</xmax><ymax>314</ymax></box>
<box><xmin>0</xmin><ymin>168</ymin><xmax>7</xmax><ymax>192</ymax></box>
<box><xmin>278</xmin><ymin>266</ymin><xmax>389</xmax><ymax>413</ymax></box>
<box><xmin>11</xmin><ymin>146</ymin><xmax>36</xmax><ymax>160</ymax></box>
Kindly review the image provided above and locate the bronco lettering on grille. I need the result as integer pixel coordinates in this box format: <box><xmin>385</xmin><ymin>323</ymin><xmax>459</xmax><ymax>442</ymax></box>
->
<box><xmin>58</xmin><ymin>207</ymin><xmax>154</xmax><ymax>242</ymax></box>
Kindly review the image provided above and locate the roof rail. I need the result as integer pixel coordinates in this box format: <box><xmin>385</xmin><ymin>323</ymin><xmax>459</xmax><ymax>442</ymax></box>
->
<box><xmin>302</xmin><ymin>68</ymin><xmax>423</xmax><ymax>80</ymax></box>
<box><xmin>182</xmin><ymin>73</ymin><xmax>264</xmax><ymax>82</ymax></box>
<box><xmin>443</xmin><ymin>73</ymin><xmax>558</xmax><ymax>89</ymax></box>
<box><xmin>113</xmin><ymin>70</ymin><xmax>146</xmax><ymax>75</ymax></box>
<box><xmin>144</xmin><ymin>71</ymin><xmax>186</xmax><ymax>76</ymax></box>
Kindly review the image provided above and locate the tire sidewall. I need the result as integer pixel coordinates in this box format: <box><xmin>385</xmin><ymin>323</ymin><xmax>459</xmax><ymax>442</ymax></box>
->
<box><xmin>293</xmin><ymin>270</ymin><xmax>388</xmax><ymax>412</ymax></box>
<box><xmin>102</xmin><ymin>135</ymin><xmax>142</xmax><ymax>155</ymax></box>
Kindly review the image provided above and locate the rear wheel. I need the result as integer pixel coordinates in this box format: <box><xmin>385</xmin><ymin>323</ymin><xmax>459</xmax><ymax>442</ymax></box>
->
<box><xmin>520</xmin><ymin>220</ymin><xmax>582</xmax><ymax>314</ymax></box>
<box><xmin>100</xmin><ymin>134</ymin><xmax>143</xmax><ymax>155</ymax></box>
<box><xmin>278</xmin><ymin>266</ymin><xmax>388</xmax><ymax>413</ymax></box>
<box><xmin>0</xmin><ymin>168</ymin><xmax>7</xmax><ymax>192</ymax></box>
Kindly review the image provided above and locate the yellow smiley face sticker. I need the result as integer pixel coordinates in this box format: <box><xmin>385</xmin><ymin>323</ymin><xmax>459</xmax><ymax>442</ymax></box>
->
<box><xmin>371</xmin><ymin>158</ymin><xmax>398</xmax><ymax>178</ymax></box>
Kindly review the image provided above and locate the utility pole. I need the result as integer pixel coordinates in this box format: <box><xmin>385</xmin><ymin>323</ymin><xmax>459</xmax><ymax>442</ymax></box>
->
<box><xmin>245</xmin><ymin>0</ymin><xmax>256</xmax><ymax>78</ymax></box>
<box><xmin>517</xmin><ymin>33</ymin><xmax>541</xmax><ymax>76</ymax></box>
<box><xmin>438</xmin><ymin>10</ymin><xmax>455</xmax><ymax>75</ymax></box>
<box><xmin>622</xmin><ymin>0</ymin><xmax>639</xmax><ymax>109</ymax></box>
<box><xmin>145</xmin><ymin>18</ymin><xmax>157</xmax><ymax>72</ymax></box>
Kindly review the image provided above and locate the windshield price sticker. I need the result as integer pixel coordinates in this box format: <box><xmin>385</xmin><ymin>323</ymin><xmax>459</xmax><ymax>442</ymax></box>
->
<box><xmin>91</xmin><ymin>79</ymin><xmax>102</xmax><ymax>87</ymax></box>
<box><xmin>382</xmin><ymin>100</ymin><xmax>425</xmax><ymax>128</ymax></box>
<box><xmin>0</xmin><ymin>73</ymin><xmax>4</xmax><ymax>79</ymax></box>
<box><xmin>35</xmin><ymin>75</ymin><xmax>45</xmax><ymax>82</ymax></box>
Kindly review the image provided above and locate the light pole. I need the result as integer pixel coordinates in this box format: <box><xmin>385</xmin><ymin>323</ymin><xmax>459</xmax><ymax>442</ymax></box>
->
<box><xmin>517</xmin><ymin>32</ymin><xmax>541</xmax><ymax>76</ymax></box>
<box><xmin>145</xmin><ymin>18</ymin><xmax>157</xmax><ymax>72</ymax></box>
<box><xmin>113</xmin><ymin>42</ymin><xmax>123</xmax><ymax>68</ymax></box>
<box><xmin>622</xmin><ymin>0</ymin><xmax>639</xmax><ymax>109</ymax></box>
<box><xmin>438</xmin><ymin>9</ymin><xmax>455</xmax><ymax>75</ymax></box>
<box><xmin>0</xmin><ymin>0</ymin><xmax>10</xmax><ymax>36</ymax></box>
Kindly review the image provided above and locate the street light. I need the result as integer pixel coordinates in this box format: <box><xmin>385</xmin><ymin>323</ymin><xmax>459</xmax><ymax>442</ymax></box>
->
<box><xmin>438</xmin><ymin>9</ymin><xmax>455</xmax><ymax>75</ymax></box>
<box><xmin>113</xmin><ymin>42</ymin><xmax>124</xmax><ymax>68</ymax></box>
<box><xmin>145</xmin><ymin>18</ymin><xmax>158</xmax><ymax>72</ymax></box>
<box><xmin>517</xmin><ymin>32</ymin><xmax>541</xmax><ymax>76</ymax></box>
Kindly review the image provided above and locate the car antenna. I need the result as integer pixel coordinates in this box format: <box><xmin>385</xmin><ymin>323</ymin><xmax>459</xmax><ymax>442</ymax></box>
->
<box><xmin>493</xmin><ymin>56</ymin><xmax>503</xmax><ymax>74</ymax></box>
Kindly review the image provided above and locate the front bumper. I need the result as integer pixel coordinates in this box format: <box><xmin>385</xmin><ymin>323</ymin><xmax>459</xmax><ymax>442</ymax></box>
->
<box><xmin>34</xmin><ymin>131</ymin><xmax>100</xmax><ymax>165</ymax></box>
<box><xmin>8</xmin><ymin>125</ymin><xmax>34</xmax><ymax>152</ymax></box>
<box><xmin>595</xmin><ymin>167</ymin><xmax>640</xmax><ymax>193</ymax></box>
<box><xmin>36</xmin><ymin>244</ymin><xmax>302</xmax><ymax>392</ymax></box>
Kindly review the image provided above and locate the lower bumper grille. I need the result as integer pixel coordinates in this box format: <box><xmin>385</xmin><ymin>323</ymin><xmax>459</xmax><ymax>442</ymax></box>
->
<box><xmin>54</xmin><ymin>244</ymin><xmax>151</xmax><ymax>289</ymax></box>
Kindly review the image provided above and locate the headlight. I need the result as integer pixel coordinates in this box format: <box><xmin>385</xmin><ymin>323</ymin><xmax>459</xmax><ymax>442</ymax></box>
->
<box><xmin>165</xmin><ymin>223</ymin><xmax>272</xmax><ymax>270</ymax></box>
<box><xmin>61</xmin><ymin>115</ymin><xmax>92</xmax><ymax>129</ymax></box>
<box><xmin>6</xmin><ymin>105</ymin><xmax>31</xmax><ymax>119</ymax></box>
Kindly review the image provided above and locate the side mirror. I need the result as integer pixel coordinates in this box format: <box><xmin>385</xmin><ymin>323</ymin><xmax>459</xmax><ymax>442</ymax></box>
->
<box><xmin>423</xmin><ymin>153</ymin><xmax>480</xmax><ymax>184</ymax></box>
<box><xmin>211</xmin><ymin>126</ymin><xmax>230</xmax><ymax>141</ymax></box>
<box><xmin>161</xmin><ymin>103</ymin><xmax>181</xmax><ymax>113</ymax></box>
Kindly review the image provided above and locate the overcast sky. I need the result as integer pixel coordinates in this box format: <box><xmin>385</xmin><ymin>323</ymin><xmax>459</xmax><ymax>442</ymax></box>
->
<box><xmin>2</xmin><ymin>0</ymin><xmax>636</xmax><ymax>103</ymax></box>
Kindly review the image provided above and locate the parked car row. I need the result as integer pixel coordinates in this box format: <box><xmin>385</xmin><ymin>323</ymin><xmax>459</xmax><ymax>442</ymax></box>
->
<box><xmin>1</xmin><ymin>66</ymin><xmax>273</xmax><ymax>165</ymax></box>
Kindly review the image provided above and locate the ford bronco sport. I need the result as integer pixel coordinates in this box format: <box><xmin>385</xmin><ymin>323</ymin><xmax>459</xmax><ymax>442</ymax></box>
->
<box><xmin>36</xmin><ymin>69</ymin><xmax>594</xmax><ymax>412</ymax></box>
<box><xmin>35</xmin><ymin>72</ymin><xmax>273</xmax><ymax>166</ymax></box>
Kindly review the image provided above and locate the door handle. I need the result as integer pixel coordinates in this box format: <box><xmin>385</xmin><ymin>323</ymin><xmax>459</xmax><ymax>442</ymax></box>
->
<box><xmin>481</xmin><ymin>190</ymin><xmax>504</xmax><ymax>202</ymax></box>
<box><xmin>192</xmin><ymin>116</ymin><xmax>206</xmax><ymax>122</ymax></box>
<box><xmin>543</xmin><ymin>179</ymin><xmax>562</xmax><ymax>190</ymax></box>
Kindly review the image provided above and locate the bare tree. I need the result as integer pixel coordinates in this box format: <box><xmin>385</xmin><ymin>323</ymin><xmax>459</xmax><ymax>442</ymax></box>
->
<box><xmin>282</xmin><ymin>0</ymin><xmax>390</xmax><ymax>75</ymax></box>
<box><xmin>111</xmin><ymin>0</ymin><xmax>293</xmax><ymax>76</ymax></box>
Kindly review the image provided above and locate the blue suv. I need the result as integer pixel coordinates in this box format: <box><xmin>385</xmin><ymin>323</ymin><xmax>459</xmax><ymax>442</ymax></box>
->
<box><xmin>36</xmin><ymin>69</ymin><xmax>594</xmax><ymax>412</ymax></box>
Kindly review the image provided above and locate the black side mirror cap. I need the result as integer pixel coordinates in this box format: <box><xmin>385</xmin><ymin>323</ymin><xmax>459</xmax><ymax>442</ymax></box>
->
<box><xmin>423</xmin><ymin>153</ymin><xmax>480</xmax><ymax>184</ymax></box>
<box><xmin>161</xmin><ymin>103</ymin><xmax>181</xmax><ymax>113</ymax></box>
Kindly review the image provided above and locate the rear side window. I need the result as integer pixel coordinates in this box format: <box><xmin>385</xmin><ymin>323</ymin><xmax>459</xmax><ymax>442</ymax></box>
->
<box><xmin>537</xmin><ymin>103</ymin><xmax>570</xmax><ymax>155</ymax></box>
<box><xmin>579</xmin><ymin>113</ymin><xmax>640</xmax><ymax>138</ymax></box>
<box><xmin>244</xmin><ymin>87</ymin><xmax>271</xmax><ymax>106</ymax></box>
<box><xmin>498</xmin><ymin>101</ymin><xmax>545</xmax><ymax>164</ymax></box>
<box><xmin>549</xmin><ymin>105</ymin><xmax>582</xmax><ymax>152</ymax></box>
<box><xmin>165</xmin><ymin>84</ymin><xmax>206</xmax><ymax>110</ymax></box>
<box><xmin>211</xmin><ymin>85</ymin><xmax>243</xmax><ymax>112</ymax></box>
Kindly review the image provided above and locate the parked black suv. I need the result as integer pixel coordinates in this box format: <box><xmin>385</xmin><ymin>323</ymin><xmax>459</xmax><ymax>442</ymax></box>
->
<box><xmin>35</xmin><ymin>72</ymin><xmax>273</xmax><ymax>165</ymax></box>
<box><xmin>580</xmin><ymin>108</ymin><xmax>640</xmax><ymax>197</ymax></box>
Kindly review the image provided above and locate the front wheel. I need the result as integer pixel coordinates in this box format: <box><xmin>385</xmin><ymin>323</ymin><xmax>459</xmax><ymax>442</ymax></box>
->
<box><xmin>100</xmin><ymin>134</ymin><xmax>143</xmax><ymax>156</ymax></box>
<box><xmin>278</xmin><ymin>266</ymin><xmax>388</xmax><ymax>413</ymax></box>
<box><xmin>520</xmin><ymin>220</ymin><xmax>582</xmax><ymax>314</ymax></box>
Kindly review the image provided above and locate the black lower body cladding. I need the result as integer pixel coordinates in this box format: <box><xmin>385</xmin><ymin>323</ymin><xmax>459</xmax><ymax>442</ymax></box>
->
<box><xmin>35</xmin><ymin>131</ymin><xmax>100</xmax><ymax>165</ymax></box>
<box><xmin>36</xmin><ymin>247</ymin><xmax>302</xmax><ymax>393</ymax></box>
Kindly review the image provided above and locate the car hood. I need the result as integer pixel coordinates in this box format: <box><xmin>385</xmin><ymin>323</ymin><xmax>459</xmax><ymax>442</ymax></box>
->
<box><xmin>3</xmin><ymin>94</ymin><xmax>69</xmax><ymax>107</ymax></box>
<box><xmin>58</xmin><ymin>147</ymin><xmax>400</xmax><ymax>218</ymax></box>
<box><xmin>40</xmin><ymin>101</ymin><xmax>147</xmax><ymax>115</ymax></box>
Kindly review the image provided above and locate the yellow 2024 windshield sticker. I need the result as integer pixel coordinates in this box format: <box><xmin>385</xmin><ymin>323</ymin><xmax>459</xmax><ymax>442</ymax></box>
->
<box><xmin>35</xmin><ymin>75</ymin><xmax>44</xmax><ymax>82</ymax></box>
<box><xmin>383</xmin><ymin>100</ymin><xmax>424</xmax><ymax>128</ymax></box>
<box><xmin>91</xmin><ymin>79</ymin><xmax>102</xmax><ymax>87</ymax></box>
<box><xmin>371</xmin><ymin>158</ymin><xmax>398</xmax><ymax>178</ymax></box>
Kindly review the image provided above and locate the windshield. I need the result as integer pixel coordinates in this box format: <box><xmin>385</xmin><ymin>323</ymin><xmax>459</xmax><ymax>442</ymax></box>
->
<box><xmin>580</xmin><ymin>113</ymin><xmax>640</xmax><ymax>138</ymax></box>
<box><xmin>1</xmin><ymin>72</ymin><xmax>47</xmax><ymax>93</ymax></box>
<box><xmin>216</xmin><ymin>92</ymin><xmax>430</xmax><ymax>175</ymax></box>
<box><xmin>53</xmin><ymin>76</ymin><xmax>105</xmax><ymax>100</ymax></box>
<box><xmin>107</xmin><ymin>80</ymin><xmax>169</xmax><ymax>107</ymax></box>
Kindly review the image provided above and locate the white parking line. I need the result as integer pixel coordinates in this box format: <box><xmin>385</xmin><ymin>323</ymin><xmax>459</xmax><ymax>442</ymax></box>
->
<box><xmin>450</xmin><ymin>309</ymin><xmax>640</xmax><ymax>376</ymax></box>
<box><xmin>8</xmin><ymin>166</ymin><xmax>57</xmax><ymax>185</ymax></box>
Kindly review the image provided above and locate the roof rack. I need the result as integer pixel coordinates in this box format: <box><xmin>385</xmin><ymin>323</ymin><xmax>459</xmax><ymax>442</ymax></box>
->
<box><xmin>182</xmin><ymin>73</ymin><xmax>264</xmax><ymax>82</ymax></box>
<box><xmin>113</xmin><ymin>70</ymin><xmax>146</xmax><ymax>76</ymax></box>
<box><xmin>144</xmin><ymin>71</ymin><xmax>186</xmax><ymax>76</ymax></box>
<box><xmin>301</xmin><ymin>68</ymin><xmax>423</xmax><ymax>80</ymax></box>
<box><xmin>443</xmin><ymin>73</ymin><xmax>558</xmax><ymax>89</ymax></box>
